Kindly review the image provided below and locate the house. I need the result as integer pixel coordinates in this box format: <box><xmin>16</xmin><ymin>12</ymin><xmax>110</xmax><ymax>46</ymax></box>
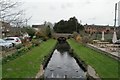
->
<box><xmin>84</xmin><ymin>24</ymin><xmax>114</xmax><ymax>34</ymax></box>
<box><xmin>32</xmin><ymin>21</ymin><xmax>53</xmax><ymax>31</ymax></box>
<box><xmin>32</xmin><ymin>24</ymin><xmax>46</xmax><ymax>31</ymax></box>
<box><xmin>0</xmin><ymin>21</ymin><xmax>11</xmax><ymax>38</ymax></box>
<box><xmin>22</xmin><ymin>32</ymin><xmax>30</xmax><ymax>39</ymax></box>
<box><xmin>0</xmin><ymin>21</ymin><xmax>22</xmax><ymax>38</ymax></box>
<box><xmin>45</xmin><ymin>22</ymin><xmax>54</xmax><ymax>29</ymax></box>
<box><xmin>9</xmin><ymin>27</ymin><xmax>22</xmax><ymax>37</ymax></box>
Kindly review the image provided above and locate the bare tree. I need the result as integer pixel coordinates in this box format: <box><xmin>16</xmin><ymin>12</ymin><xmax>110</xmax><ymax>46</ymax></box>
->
<box><xmin>0</xmin><ymin>0</ymin><xmax>20</xmax><ymax>21</ymax></box>
<box><xmin>0</xmin><ymin>0</ymin><xmax>30</xmax><ymax>27</ymax></box>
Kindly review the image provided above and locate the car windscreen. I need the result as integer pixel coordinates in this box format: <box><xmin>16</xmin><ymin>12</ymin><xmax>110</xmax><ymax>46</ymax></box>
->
<box><xmin>0</xmin><ymin>40</ymin><xmax>6</xmax><ymax>43</ymax></box>
<box><xmin>4</xmin><ymin>38</ymin><xmax>14</xmax><ymax>40</ymax></box>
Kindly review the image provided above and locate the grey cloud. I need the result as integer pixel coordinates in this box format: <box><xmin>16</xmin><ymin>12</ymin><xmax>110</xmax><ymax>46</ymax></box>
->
<box><xmin>61</xmin><ymin>2</ymin><xmax>74</xmax><ymax>9</ymax></box>
<box><xmin>88</xmin><ymin>17</ymin><xmax>96</xmax><ymax>20</ymax></box>
<box><xmin>85</xmin><ymin>0</ymin><xmax>91</xmax><ymax>4</ymax></box>
<box><xmin>49</xmin><ymin>5</ymin><xmax>56</xmax><ymax>10</ymax></box>
<box><xmin>21</xmin><ymin>0</ymin><xmax>118</xmax><ymax>26</ymax></box>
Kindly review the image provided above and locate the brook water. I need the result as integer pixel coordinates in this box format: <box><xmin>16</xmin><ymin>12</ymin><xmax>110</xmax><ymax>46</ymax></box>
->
<box><xmin>44</xmin><ymin>42</ymin><xmax>86</xmax><ymax>79</ymax></box>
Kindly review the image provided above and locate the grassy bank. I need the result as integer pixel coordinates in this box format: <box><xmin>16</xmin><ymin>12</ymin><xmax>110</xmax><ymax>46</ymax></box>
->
<box><xmin>3</xmin><ymin>39</ymin><xmax>57</xmax><ymax>78</ymax></box>
<box><xmin>67</xmin><ymin>39</ymin><xmax>120</xmax><ymax>78</ymax></box>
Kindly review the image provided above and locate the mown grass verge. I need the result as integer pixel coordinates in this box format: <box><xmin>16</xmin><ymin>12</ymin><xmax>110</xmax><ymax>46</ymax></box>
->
<box><xmin>2</xmin><ymin>39</ymin><xmax>57</xmax><ymax>78</ymax></box>
<box><xmin>67</xmin><ymin>39</ymin><xmax>120</xmax><ymax>79</ymax></box>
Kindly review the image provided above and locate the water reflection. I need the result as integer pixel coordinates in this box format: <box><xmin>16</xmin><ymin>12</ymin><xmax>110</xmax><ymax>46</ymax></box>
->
<box><xmin>44</xmin><ymin>49</ymin><xmax>86</xmax><ymax>79</ymax></box>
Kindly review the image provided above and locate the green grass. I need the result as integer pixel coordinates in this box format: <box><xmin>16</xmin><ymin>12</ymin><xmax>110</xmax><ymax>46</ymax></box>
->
<box><xmin>67</xmin><ymin>39</ymin><xmax>120</xmax><ymax>78</ymax></box>
<box><xmin>2</xmin><ymin>39</ymin><xmax>57</xmax><ymax>78</ymax></box>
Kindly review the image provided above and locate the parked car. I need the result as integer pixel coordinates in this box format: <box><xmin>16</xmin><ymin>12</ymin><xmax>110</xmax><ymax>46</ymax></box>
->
<box><xmin>4</xmin><ymin>37</ymin><xmax>22</xmax><ymax>46</ymax></box>
<box><xmin>0</xmin><ymin>39</ymin><xmax>13</xmax><ymax>48</ymax></box>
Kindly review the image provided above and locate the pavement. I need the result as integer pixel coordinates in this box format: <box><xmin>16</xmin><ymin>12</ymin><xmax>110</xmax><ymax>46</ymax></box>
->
<box><xmin>87</xmin><ymin>65</ymin><xmax>101</xmax><ymax>79</ymax></box>
<box><xmin>88</xmin><ymin>44</ymin><xmax>120</xmax><ymax>59</ymax></box>
<box><xmin>35</xmin><ymin>65</ymin><xmax>44</xmax><ymax>78</ymax></box>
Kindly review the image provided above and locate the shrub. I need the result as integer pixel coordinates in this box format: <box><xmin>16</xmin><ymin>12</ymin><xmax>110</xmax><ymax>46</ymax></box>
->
<box><xmin>41</xmin><ymin>37</ymin><xmax>48</xmax><ymax>41</ymax></box>
<box><xmin>73</xmin><ymin>32</ymin><xmax>78</xmax><ymax>39</ymax></box>
<box><xmin>32</xmin><ymin>39</ymin><xmax>40</xmax><ymax>46</ymax></box>
<box><xmin>15</xmin><ymin>44</ymin><xmax>23</xmax><ymax>49</ymax></box>
<box><xmin>2</xmin><ymin>46</ymin><xmax>30</xmax><ymax>64</ymax></box>
<box><xmin>1</xmin><ymin>46</ymin><xmax>6</xmax><ymax>51</ymax></box>
<box><xmin>76</xmin><ymin>35</ymin><xmax>82</xmax><ymax>42</ymax></box>
<box><xmin>82</xmin><ymin>36</ymin><xmax>91</xmax><ymax>44</ymax></box>
<box><xmin>27</xmin><ymin>45</ymin><xmax>33</xmax><ymax>50</ymax></box>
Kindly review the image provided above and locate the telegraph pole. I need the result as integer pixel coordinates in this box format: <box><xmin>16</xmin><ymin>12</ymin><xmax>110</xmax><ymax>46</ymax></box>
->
<box><xmin>112</xmin><ymin>3</ymin><xmax>118</xmax><ymax>43</ymax></box>
<box><xmin>25</xmin><ymin>19</ymin><xmax>28</xmax><ymax>27</ymax></box>
<box><xmin>114</xmin><ymin>3</ymin><xmax>117</xmax><ymax>29</ymax></box>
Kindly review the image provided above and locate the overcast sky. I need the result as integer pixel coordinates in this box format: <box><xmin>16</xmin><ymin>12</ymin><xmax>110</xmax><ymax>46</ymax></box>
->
<box><xmin>20</xmin><ymin>0</ymin><xmax>120</xmax><ymax>26</ymax></box>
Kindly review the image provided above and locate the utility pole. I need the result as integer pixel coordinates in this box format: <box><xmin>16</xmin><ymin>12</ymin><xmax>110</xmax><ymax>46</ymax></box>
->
<box><xmin>112</xmin><ymin>3</ymin><xmax>118</xmax><ymax>43</ymax></box>
<box><xmin>25</xmin><ymin>19</ymin><xmax>28</xmax><ymax>27</ymax></box>
<box><xmin>114</xmin><ymin>3</ymin><xmax>117</xmax><ymax>29</ymax></box>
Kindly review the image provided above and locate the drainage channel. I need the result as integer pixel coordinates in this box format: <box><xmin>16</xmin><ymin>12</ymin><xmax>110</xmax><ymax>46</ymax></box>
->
<box><xmin>43</xmin><ymin>41</ymin><xmax>86</xmax><ymax>79</ymax></box>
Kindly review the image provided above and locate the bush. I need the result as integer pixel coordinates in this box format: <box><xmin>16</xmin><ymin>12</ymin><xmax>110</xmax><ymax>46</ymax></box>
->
<box><xmin>41</xmin><ymin>37</ymin><xmax>48</xmax><ymax>41</ymax></box>
<box><xmin>82</xmin><ymin>36</ymin><xmax>91</xmax><ymax>44</ymax></box>
<box><xmin>2</xmin><ymin>46</ymin><xmax>31</xmax><ymax>64</ymax></box>
<box><xmin>15</xmin><ymin>44</ymin><xmax>23</xmax><ymax>49</ymax></box>
<box><xmin>1</xmin><ymin>46</ymin><xmax>7</xmax><ymax>51</ymax></box>
<box><xmin>32</xmin><ymin>39</ymin><xmax>40</xmax><ymax>46</ymax></box>
<box><xmin>27</xmin><ymin>45</ymin><xmax>33</xmax><ymax>50</ymax></box>
<box><xmin>73</xmin><ymin>32</ymin><xmax>78</xmax><ymax>39</ymax></box>
<box><xmin>76</xmin><ymin>35</ymin><xmax>82</xmax><ymax>42</ymax></box>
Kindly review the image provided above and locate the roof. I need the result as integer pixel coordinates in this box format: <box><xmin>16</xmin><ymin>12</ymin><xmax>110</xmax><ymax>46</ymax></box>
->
<box><xmin>32</xmin><ymin>25</ymin><xmax>46</xmax><ymax>28</ymax></box>
<box><xmin>84</xmin><ymin>24</ymin><xmax>114</xmax><ymax>28</ymax></box>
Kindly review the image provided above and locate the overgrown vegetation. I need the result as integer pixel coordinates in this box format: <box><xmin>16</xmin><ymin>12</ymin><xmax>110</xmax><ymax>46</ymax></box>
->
<box><xmin>67</xmin><ymin>39</ymin><xmax>120</xmax><ymax>78</ymax></box>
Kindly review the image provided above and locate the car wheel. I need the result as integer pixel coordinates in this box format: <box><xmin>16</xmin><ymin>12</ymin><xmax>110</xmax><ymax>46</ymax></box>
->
<box><xmin>12</xmin><ymin>43</ymin><xmax>15</xmax><ymax>47</ymax></box>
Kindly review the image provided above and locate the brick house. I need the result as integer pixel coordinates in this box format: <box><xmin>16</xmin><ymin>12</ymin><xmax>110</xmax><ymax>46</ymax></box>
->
<box><xmin>0</xmin><ymin>21</ymin><xmax>11</xmax><ymax>38</ymax></box>
<box><xmin>0</xmin><ymin>21</ymin><xmax>22</xmax><ymax>38</ymax></box>
<box><xmin>84</xmin><ymin>24</ymin><xmax>114</xmax><ymax>34</ymax></box>
<box><xmin>32</xmin><ymin>24</ymin><xmax>47</xmax><ymax>31</ymax></box>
